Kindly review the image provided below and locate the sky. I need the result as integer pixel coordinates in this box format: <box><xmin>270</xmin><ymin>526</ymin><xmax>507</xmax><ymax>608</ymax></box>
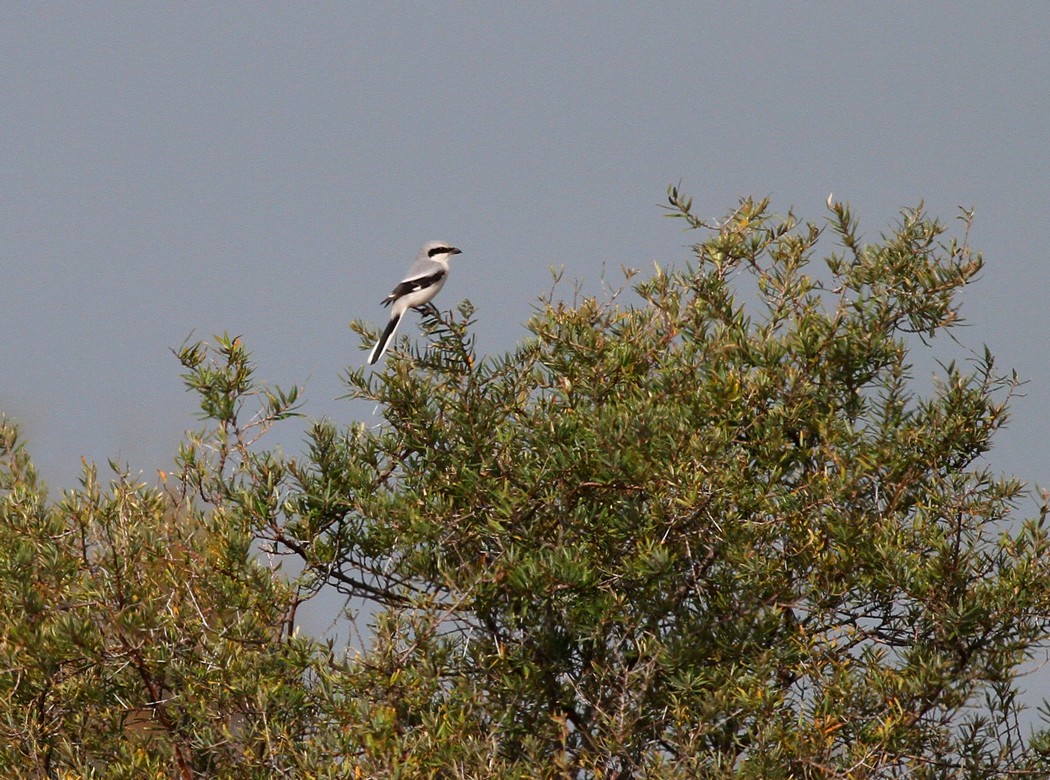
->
<box><xmin>3</xmin><ymin>2</ymin><xmax>1049</xmax><ymax>693</ymax></box>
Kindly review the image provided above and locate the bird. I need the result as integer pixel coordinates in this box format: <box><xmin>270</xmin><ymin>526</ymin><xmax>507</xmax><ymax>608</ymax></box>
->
<box><xmin>367</xmin><ymin>240</ymin><xmax>462</xmax><ymax>364</ymax></box>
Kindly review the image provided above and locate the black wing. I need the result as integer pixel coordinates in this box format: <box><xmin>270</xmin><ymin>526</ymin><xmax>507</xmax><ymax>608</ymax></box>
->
<box><xmin>382</xmin><ymin>269</ymin><xmax>447</xmax><ymax>306</ymax></box>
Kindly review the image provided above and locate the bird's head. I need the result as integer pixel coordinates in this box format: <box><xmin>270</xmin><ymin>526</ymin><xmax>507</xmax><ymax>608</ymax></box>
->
<box><xmin>421</xmin><ymin>241</ymin><xmax>462</xmax><ymax>261</ymax></box>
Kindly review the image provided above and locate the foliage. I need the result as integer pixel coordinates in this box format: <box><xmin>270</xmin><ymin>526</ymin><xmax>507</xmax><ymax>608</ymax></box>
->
<box><xmin>3</xmin><ymin>194</ymin><xmax>1050</xmax><ymax>778</ymax></box>
<box><xmin>0</xmin><ymin>401</ymin><xmax>319</xmax><ymax>778</ymax></box>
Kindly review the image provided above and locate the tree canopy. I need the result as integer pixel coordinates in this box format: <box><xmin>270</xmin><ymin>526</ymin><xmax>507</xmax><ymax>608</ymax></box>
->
<box><xmin>3</xmin><ymin>192</ymin><xmax>1050</xmax><ymax>778</ymax></box>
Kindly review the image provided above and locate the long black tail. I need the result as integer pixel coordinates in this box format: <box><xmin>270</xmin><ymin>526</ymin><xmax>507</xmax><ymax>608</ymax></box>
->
<box><xmin>368</xmin><ymin>314</ymin><xmax>402</xmax><ymax>364</ymax></box>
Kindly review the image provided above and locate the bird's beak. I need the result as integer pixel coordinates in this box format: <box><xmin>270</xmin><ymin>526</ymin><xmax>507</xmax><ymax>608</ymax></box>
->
<box><xmin>450</xmin><ymin>247</ymin><xmax>462</xmax><ymax>255</ymax></box>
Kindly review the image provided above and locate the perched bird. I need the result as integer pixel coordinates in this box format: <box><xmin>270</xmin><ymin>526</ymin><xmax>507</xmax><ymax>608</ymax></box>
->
<box><xmin>367</xmin><ymin>240</ymin><xmax>462</xmax><ymax>364</ymax></box>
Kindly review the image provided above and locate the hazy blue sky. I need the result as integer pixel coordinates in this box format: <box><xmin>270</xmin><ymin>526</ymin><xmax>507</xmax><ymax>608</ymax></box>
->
<box><xmin>3</xmin><ymin>4</ymin><xmax>1049</xmax><ymax>674</ymax></box>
